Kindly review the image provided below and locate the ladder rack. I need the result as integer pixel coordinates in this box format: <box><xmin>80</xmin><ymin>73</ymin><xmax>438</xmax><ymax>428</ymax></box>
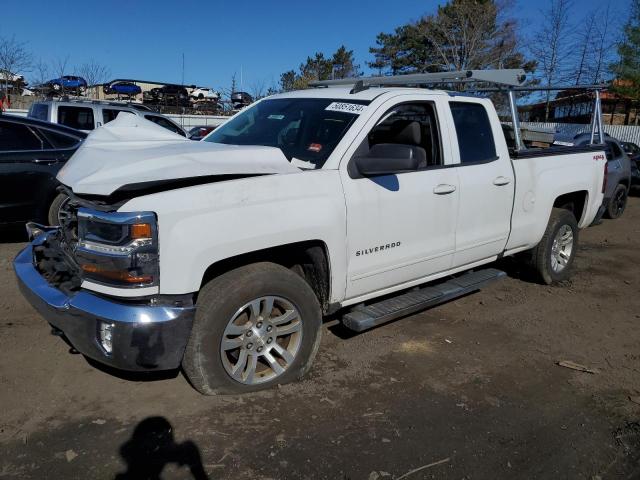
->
<box><xmin>309</xmin><ymin>69</ymin><xmax>527</xmax><ymax>89</ymax></box>
<box><xmin>310</xmin><ymin>69</ymin><xmax>606</xmax><ymax>150</ymax></box>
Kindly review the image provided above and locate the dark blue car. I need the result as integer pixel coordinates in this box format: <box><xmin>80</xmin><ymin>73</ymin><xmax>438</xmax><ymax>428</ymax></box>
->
<box><xmin>103</xmin><ymin>81</ymin><xmax>142</xmax><ymax>96</ymax></box>
<box><xmin>43</xmin><ymin>76</ymin><xmax>88</xmax><ymax>94</ymax></box>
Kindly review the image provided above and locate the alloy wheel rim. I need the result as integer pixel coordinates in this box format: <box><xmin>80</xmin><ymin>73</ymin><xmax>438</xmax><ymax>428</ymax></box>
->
<box><xmin>550</xmin><ymin>225</ymin><xmax>574</xmax><ymax>273</ymax></box>
<box><xmin>220</xmin><ymin>296</ymin><xmax>302</xmax><ymax>385</ymax></box>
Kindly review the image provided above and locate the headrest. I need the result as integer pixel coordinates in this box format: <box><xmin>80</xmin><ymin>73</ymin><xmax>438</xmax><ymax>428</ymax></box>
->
<box><xmin>393</xmin><ymin>121</ymin><xmax>422</xmax><ymax>146</ymax></box>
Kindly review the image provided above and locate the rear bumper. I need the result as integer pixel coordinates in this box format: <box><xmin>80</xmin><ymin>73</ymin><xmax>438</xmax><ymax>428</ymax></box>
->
<box><xmin>14</xmin><ymin>235</ymin><xmax>195</xmax><ymax>371</ymax></box>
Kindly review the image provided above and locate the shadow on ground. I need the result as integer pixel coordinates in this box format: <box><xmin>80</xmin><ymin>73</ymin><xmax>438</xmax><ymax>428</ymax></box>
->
<box><xmin>115</xmin><ymin>416</ymin><xmax>209</xmax><ymax>480</ymax></box>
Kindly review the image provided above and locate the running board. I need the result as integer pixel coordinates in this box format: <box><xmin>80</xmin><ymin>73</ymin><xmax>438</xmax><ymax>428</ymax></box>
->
<box><xmin>342</xmin><ymin>268</ymin><xmax>506</xmax><ymax>332</ymax></box>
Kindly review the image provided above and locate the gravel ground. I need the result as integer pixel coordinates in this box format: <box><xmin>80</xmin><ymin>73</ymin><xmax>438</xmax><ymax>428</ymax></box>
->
<box><xmin>1</xmin><ymin>200</ymin><xmax>639</xmax><ymax>479</ymax></box>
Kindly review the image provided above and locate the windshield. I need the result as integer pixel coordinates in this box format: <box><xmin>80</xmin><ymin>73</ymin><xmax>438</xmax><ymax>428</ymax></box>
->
<box><xmin>205</xmin><ymin>98</ymin><xmax>369</xmax><ymax>168</ymax></box>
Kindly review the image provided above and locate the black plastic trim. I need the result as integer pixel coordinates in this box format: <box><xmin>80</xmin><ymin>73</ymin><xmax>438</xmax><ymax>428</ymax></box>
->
<box><xmin>511</xmin><ymin>144</ymin><xmax>606</xmax><ymax>159</ymax></box>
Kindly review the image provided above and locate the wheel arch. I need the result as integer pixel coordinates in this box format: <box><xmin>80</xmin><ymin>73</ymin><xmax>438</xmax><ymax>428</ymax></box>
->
<box><xmin>199</xmin><ymin>240</ymin><xmax>333</xmax><ymax>314</ymax></box>
<box><xmin>552</xmin><ymin>190</ymin><xmax>589</xmax><ymax>224</ymax></box>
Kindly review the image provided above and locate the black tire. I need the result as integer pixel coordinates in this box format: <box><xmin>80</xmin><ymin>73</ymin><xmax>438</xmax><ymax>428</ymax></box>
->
<box><xmin>529</xmin><ymin>208</ymin><xmax>579</xmax><ymax>285</ymax></box>
<box><xmin>605</xmin><ymin>184</ymin><xmax>628</xmax><ymax>219</ymax></box>
<box><xmin>182</xmin><ymin>262</ymin><xmax>322</xmax><ymax>395</ymax></box>
<box><xmin>47</xmin><ymin>193</ymin><xmax>69</xmax><ymax>226</ymax></box>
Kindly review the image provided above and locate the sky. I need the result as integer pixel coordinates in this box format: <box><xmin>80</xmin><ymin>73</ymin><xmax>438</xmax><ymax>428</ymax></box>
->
<box><xmin>2</xmin><ymin>0</ymin><xmax>630</xmax><ymax>91</ymax></box>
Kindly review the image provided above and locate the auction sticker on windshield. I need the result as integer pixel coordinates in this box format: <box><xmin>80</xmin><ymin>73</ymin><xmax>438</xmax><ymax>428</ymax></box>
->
<box><xmin>325</xmin><ymin>102</ymin><xmax>367</xmax><ymax>114</ymax></box>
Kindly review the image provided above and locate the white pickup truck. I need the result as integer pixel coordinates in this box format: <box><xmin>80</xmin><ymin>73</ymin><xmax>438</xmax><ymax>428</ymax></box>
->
<box><xmin>15</xmin><ymin>71</ymin><xmax>608</xmax><ymax>394</ymax></box>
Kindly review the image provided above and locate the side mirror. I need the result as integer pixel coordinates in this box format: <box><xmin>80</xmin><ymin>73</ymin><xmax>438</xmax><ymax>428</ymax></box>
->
<box><xmin>354</xmin><ymin>144</ymin><xmax>422</xmax><ymax>177</ymax></box>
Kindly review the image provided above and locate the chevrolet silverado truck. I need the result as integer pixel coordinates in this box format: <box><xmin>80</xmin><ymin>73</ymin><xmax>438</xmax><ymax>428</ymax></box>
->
<box><xmin>14</xmin><ymin>70</ymin><xmax>608</xmax><ymax>394</ymax></box>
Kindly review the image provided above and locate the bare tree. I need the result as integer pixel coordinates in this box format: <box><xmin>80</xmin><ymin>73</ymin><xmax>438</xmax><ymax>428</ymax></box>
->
<box><xmin>249</xmin><ymin>78</ymin><xmax>267</xmax><ymax>100</ymax></box>
<box><xmin>529</xmin><ymin>0</ymin><xmax>573</xmax><ymax>121</ymax></box>
<box><xmin>78</xmin><ymin>60</ymin><xmax>110</xmax><ymax>93</ymax></box>
<box><xmin>590</xmin><ymin>4</ymin><xmax>616</xmax><ymax>84</ymax></box>
<box><xmin>31</xmin><ymin>58</ymin><xmax>50</xmax><ymax>88</ymax></box>
<box><xmin>52</xmin><ymin>55</ymin><xmax>71</xmax><ymax>95</ymax></box>
<box><xmin>0</xmin><ymin>35</ymin><xmax>32</xmax><ymax>95</ymax></box>
<box><xmin>572</xmin><ymin>13</ymin><xmax>598</xmax><ymax>86</ymax></box>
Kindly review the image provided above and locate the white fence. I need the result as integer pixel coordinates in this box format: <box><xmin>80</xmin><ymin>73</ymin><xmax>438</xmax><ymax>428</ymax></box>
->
<box><xmin>165</xmin><ymin>114</ymin><xmax>229</xmax><ymax>129</ymax></box>
<box><xmin>521</xmin><ymin>122</ymin><xmax>640</xmax><ymax>145</ymax></box>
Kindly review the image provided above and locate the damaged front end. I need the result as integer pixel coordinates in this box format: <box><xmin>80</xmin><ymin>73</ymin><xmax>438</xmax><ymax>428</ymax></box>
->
<box><xmin>14</xmin><ymin>190</ymin><xmax>196</xmax><ymax>372</ymax></box>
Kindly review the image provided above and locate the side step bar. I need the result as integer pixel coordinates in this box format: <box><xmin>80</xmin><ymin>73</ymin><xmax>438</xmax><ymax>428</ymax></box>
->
<box><xmin>342</xmin><ymin>268</ymin><xmax>506</xmax><ymax>332</ymax></box>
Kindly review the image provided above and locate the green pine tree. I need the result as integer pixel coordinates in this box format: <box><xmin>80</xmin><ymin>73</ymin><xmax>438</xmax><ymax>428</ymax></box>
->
<box><xmin>611</xmin><ymin>0</ymin><xmax>640</xmax><ymax>100</ymax></box>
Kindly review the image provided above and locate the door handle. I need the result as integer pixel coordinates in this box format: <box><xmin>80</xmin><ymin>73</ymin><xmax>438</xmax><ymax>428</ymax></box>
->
<box><xmin>433</xmin><ymin>184</ymin><xmax>457</xmax><ymax>195</ymax></box>
<box><xmin>493</xmin><ymin>176</ymin><xmax>511</xmax><ymax>186</ymax></box>
<box><xmin>32</xmin><ymin>158</ymin><xmax>60</xmax><ymax>165</ymax></box>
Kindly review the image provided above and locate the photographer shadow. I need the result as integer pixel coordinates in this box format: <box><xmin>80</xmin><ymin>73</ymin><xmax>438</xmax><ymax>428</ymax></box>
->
<box><xmin>115</xmin><ymin>416</ymin><xmax>209</xmax><ymax>480</ymax></box>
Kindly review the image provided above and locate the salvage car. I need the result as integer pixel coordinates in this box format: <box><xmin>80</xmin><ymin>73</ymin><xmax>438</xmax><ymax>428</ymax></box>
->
<box><xmin>28</xmin><ymin>99</ymin><xmax>186</xmax><ymax>136</ymax></box>
<box><xmin>622</xmin><ymin>141</ymin><xmax>640</xmax><ymax>187</ymax></box>
<box><xmin>187</xmin><ymin>125</ymin><xmax>217</xmax><ymax>140</ymax></box>
<box><xmin>149</xmin><ymin>85</ymin><xmax>189</xmax><ymax>105</ymax></box>
<box><xmin>0</xmin><ymin>114</ymin><xmax>86</xmax><ymax>226</ymax></box>
<box><xmin>39</xmin><ymin>76</ymin><xmax>88</xmax><ymax>95</ymax></box>
<box><xmin>103</xmin><ymin>81</ymin><xmax>142</xmax><ymax>97</ymax></box>
<box><xmin>555</xmin><ymin>132</ymin><xmax>631</xmax><ymax>219</ymax></box>
<box><xmin>14</xmin><ymin>69</ymin><xmax>608</xmax><ymax>395</ymax></box>
<box><xmin>189</xmin><ymin>87</ymin><xmax>219</xmax><ymax>101</ymax></box>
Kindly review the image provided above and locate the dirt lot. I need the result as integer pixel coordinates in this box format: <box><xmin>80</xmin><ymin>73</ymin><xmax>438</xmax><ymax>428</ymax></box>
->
<box><xmin>1</xmin><ymin>200</ymin><xmax>640</xmax><ymax>480</ymax></box>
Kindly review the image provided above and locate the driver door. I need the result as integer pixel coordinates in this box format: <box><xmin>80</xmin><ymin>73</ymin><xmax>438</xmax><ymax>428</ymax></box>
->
<box><xmin>340</xmin><ymin>96</ymin><xmax>459</xmax><ymax>300</ymax></box>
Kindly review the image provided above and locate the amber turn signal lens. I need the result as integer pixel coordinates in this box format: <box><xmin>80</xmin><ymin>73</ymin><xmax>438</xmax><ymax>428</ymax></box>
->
<box><xmin>81</xmin><ymin>264</ymin><xmax>153</xmax><ymax>284</ymax></box>
<box><xmin>130</xmin><ymin>223</ymin><xmax>152</xmax><ymax>239</ymax></box>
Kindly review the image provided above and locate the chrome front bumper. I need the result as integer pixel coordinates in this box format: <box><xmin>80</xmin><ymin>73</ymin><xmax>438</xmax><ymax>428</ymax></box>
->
<box><xmin>13</xmin><ymin>234</ymin><xmax>196</xmax><ymax>371</ymax></box>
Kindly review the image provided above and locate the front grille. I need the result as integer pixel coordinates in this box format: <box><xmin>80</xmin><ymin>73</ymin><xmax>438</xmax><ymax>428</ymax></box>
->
<box><xmin>33</xmin><ymin>231</ymin><xmax>82</xmax><ymax>295</ymax></box>
<box><xmin>33</xmin><ymin>191</ymin><xmax>83</xmax><ymax>295</ymax></box>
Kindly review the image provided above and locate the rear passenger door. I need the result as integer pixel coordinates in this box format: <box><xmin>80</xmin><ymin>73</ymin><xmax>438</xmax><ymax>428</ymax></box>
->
<box><xmin>446</xmin><ymin>100</ymin><xmax>514</xmax><ymax>267</ymax></box>
<box><xmin>0</xmin><ymin>121</ymin><xmax>60</xmax><ymax>223</ymax></box>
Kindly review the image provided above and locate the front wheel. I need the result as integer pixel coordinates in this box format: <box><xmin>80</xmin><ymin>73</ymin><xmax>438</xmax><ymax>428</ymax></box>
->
<box><xmin>529</xmin><ymin>208</ymin><xmax>579</xmax><ymax>285</ymax></box>
<box><xmin>182</xmin><ymin>262</ymin><xmax>322</xmax><ymax>395</ymax></box>
<box><xmin>605</xmin><ymin>184</ymin><xmax>628</xmax><ymax>219</ymax></box>
<box><xmin>47</xmin><ymin>193</ymin><xmax>69</xmax><ymax>226</ymax></box>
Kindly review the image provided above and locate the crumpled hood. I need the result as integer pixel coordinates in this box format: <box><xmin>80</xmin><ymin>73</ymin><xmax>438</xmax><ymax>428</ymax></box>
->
<box><xmin>57</xmin><ymin>113</ymin><xmax>300</xmax><ymax>196</ymax></box>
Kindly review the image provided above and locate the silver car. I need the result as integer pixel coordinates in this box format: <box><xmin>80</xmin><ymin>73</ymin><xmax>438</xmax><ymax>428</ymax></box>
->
<box><xmin>27</xmin><ymin>99</ymin><xmax>186</xmax><ymax>137</ymax></box>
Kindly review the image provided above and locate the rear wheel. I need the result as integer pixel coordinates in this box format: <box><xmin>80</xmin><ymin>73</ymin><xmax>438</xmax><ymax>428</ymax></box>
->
<box><xmin>182</xmin><ymin>262</ymin><xmax>322</xmax><ymax>395</ymax></box>
<box><xmin>529</xmin><ymin>208</ymin><xmax>579</xmax><ymax>285</ymax></box>
<box><xmin>605</xmin><ymin>184</ymin><xmax>628</xmax><ymax>219</ymax></box>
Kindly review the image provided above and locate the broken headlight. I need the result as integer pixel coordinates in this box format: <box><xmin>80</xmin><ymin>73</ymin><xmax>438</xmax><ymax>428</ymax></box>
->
<box><xmin>76</xmin><ymin>208</ymin><xmax>159</xmax><ymax>288</ymax></box>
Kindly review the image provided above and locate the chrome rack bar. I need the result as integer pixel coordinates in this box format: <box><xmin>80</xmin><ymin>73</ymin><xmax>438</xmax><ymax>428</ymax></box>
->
<box><xmin>507</xmin><ymin>89</ymin><xmax>524</xmax><ymax>151</ymax></box>
<box><xmin>310</xmin><ymin>69</ymin><xmax>527</xmax><ymax>88</ymax></box>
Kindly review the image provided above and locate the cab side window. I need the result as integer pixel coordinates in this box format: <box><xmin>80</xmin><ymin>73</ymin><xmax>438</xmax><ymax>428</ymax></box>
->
<box><xmin>365</xmin><ymin>102</ymin><xmax>442</xmax><ymax>168</ymax></box>
<box><xmin>57</xmin><ymin>106</ymin><xmax>95</xmax><ymax>130</ymax></box>
<box><xmin>144</xmin><ymin>115</ymin><xmax>186</xmax><ymax>136</ymax></box>
<box><xmin>103</xmin><ymin>109</ymin><xmax>132</xmax><ymax>124</ymax></box>
<box><xmin>450</xmin><ymin>102</ymin><xmax>497</xmax><ymax>164</ymax></box>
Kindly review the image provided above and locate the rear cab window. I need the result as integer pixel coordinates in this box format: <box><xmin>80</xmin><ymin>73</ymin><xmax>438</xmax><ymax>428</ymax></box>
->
<box><xmin>449</xmin><ymin>101</ymin><xmax>497</xmax><ymax>164</ymax></box>
<box><xmin>57</xmin><ymin>106</ymin><xmax>95</xmax><ymax>130</ymax></box>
